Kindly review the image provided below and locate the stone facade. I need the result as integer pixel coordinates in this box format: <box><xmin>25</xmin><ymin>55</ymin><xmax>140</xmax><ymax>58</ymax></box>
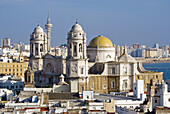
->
<box><xmin>30</xmin><ymin>22</ymin><xmax>163</xmax><ymax>94</ymax></box>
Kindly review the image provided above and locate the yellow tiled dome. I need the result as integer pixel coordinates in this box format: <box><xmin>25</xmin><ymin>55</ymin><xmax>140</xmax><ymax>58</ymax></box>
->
<box><xmin>88</xmin><ymin>35</ymin><xmax>113</xmax><ymax>48</ymax></box>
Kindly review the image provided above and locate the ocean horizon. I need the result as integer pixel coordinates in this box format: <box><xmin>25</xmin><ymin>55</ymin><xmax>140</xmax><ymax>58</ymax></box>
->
<box><xmin>143</xmin><ymin>62</ymin><xmax>170</xmax><ymax>81</ymax></box>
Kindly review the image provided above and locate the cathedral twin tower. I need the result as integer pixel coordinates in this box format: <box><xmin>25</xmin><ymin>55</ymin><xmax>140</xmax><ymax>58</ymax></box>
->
<box><xmin>29</xmin><ymin>14</ymin><xmax>89</xmax><ymax>92</ymax></box>
<box><xmin>29</xmin><ymin>15</ymin><xmax>52</xmax><ymax>71</ymax></box>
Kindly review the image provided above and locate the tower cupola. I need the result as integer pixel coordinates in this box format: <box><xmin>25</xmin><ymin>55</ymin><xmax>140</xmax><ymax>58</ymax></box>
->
<box><xmin>67</xmin><ymin>22</ymin><xmax>87</xmax><ymax>59</ymax></box>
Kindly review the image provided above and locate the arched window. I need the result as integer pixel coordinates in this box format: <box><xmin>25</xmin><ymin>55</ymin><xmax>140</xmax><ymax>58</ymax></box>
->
<box><xmin>35</xmin><ymin>43</ymin><xmax>38</xmax><ymax>55</ymax></box>
<box><xmin>73</xmin><ymin>44</ymin><xmax>77</xmax><ymax>56</ymax></box>
<box><xmin>79</xmin><ymin>43</ymin><xmax>82</xmax><ymax>52</ymax></box>
<box><xmin>28</xmin><ymin>76</ymin><xmax>30</xmax><ymax>83</ymax></box>
<box><xmin>46</xmin><ymin>63</ymin><xmax>53</xmax><ymax>74</ymax></box>
<box><xmin>40</xmin><ymin>44</ymin><xmax>43</xmax><ymax>52</ymax></box>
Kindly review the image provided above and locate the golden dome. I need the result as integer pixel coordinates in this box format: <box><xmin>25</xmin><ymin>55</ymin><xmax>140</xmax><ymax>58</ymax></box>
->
<box><xmin>88</xmin><ymin>35</ymin><xmax>113</xmax><ymax>48</ymax></box>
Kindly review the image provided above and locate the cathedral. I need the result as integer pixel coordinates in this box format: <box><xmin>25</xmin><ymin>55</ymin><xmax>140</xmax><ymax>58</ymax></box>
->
<box><xmin>29</xmin><ymin>16</ymin><xmax>163</xmax><ymax>94</ymax></box>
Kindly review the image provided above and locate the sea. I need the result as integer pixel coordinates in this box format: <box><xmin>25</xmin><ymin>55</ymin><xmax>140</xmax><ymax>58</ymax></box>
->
<box><xmin>143</xmin><ymin>63</ymin><xmax>170</xmax><ymax>81</ymax></box>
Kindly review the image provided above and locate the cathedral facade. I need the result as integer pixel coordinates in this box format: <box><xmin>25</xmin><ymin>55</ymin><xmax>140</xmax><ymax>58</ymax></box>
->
<box><xmin>29</xmin><ymin>20</ymin><xmax>163</xmax><ymax>93</ymax></box>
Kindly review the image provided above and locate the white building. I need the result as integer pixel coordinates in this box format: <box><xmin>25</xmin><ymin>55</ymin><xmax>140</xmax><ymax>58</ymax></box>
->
<box><xmin>140</xmin><ymin>79</ymin><xmax>170</xmax><ymax>112</ymax></box>
<box><xmin>133</xmin><ymin>80</ymin><xmax>146</xmax><ymax>101</ymax></box>
<box><xmin>0</xmin><ymin>56</ymin><xmax>12</xmax><ymax>63</ymax></box>
<box><xmin>0</xmin><ymin>75</ymin><xmax>24</xmax><ymax>95</ymax></box>
<box><xmin>0</xmin><ymin>89</ymin><xmax>13</xmax><ymax>101</ymax></box>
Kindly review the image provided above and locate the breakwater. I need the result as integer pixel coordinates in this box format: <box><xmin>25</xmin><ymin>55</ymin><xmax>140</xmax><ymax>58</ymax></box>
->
<box><xmin>136</xmin><ymin>58</ymin><xmax>170</xmax><ymax>63</ymax></box>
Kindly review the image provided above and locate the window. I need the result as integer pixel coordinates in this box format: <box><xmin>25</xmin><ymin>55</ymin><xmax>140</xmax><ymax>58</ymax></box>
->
<box><xmin>79</xmin><ymin>43</ymin><xmax>82</xmax><ymax>52</ymax></box>
<box><xmin>9</xmin><ymin>69</ymin><xmax>11</xmax><ymax>71</ymax></box>
<box><xmin>35</xmin><ymin>43</ymin><xmax>38</xmax><ymax>55</ymax></box>
<box><xmin>138</xmin><ymin>76</ymin><xmax>140</xmax><ymax>79</ymax></box>
<box><xmin>40</xmin><ymin>44</ymin><xmax>43</xmax><ymax>52</ymax></box>
<box><xmin>20</xmin><ymin>69</ymin><xmax>22</xmax><ymax>71</ymax></box>
<box><xmin>111</xmin><ymin>81</ymin><xmax>114</xmax><ymax>88</ymax></box>
<box><xmin>17</xmin><ymin>73</ymin><xmax>18</xmax><ymax>76</ymax></box>
<box><xmin>5</xmin><ymin>69</ymin><xmax>7</xmax><ymax>72</ymax></box>
<box><xmin>155</xmin><ymin>99</ymin><xmax>157</xmax><ymax>103</ymax></box>
<box><xmin>104</xmin><ymin>77</ymin><xmax>106</xmax><ymax>80</ymax></box>
<box><xmin>20</xmin><ymin>65</ymin><xmax>22</xmax><ymax>67</ymax></box>
<box><xmin>91</xmin><ymin>77</ymin><xmax>93</xmax><ymax>80</ymax></box>
<box><xmin>111</xmin><ymin>68</ymin><xmax>115</xmax><ymax>74</ymax></box>
<box><xmin>13</xmin><ymin>69</ymin><xmax>15</xmax><ymax>71</ymax></box>
<box><xmin>16</xmin><ymin>85</ymin><xmax>18</xmax><ymax>88</ymax></box>
<box><xmin>73</xmin><ymin>44</ymin><xmax>77</xmax><ymax>56</ymax></box>
<box><xmin>28</xmin><ymin>76</ymin><xmax>30</xmax><ymax>82</ymax></box>
<box><xmin>156</xmin><ymin>75</ymin><xmax>158</xmax><ymax>78</ymax></box>
<box><xmin>17</xmin><ymin>69</ymin><xmax>18</xmax><ymax>71</ymax></box>
<box><xmin>81</xmin><ymin>67</ymin><xmax>83</xmax><ymax>74</ymax></box>
<box><xmin>20</xmin><ymin>73</ymin><xmax>22</xmax><ymax>75</ymax></box>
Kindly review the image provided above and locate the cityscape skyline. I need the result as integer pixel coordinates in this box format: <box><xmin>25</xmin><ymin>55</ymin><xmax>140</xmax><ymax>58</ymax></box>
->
<box><xmin>0</xmin><ymin>0</ymin><xmax>170</xmax><ymax>47</ymax></box>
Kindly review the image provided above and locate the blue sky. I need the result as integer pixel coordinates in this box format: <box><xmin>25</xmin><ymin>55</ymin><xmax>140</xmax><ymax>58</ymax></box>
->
<box><xmin>0</xmin><ymin>0</ymin><xmax>170</xmax><ymax>47</ymax></box>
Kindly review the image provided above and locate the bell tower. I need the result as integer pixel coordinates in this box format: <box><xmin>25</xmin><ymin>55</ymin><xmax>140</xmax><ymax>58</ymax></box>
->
<box><xmin>66</xmin><ymin>22</ymin><xmax>88</xmax><ymax>93</ymax></box>
<box><xmin>29</xmin><ymin>25</ymin><xmax>47</xmax><ymax>71</ymax></box>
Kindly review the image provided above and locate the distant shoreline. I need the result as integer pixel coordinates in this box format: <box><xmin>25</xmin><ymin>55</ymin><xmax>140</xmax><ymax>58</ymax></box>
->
<box><xmin>135</xmin><ymin>58</ymin><xmax>170</xmax><ymax>64</ymax></box>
